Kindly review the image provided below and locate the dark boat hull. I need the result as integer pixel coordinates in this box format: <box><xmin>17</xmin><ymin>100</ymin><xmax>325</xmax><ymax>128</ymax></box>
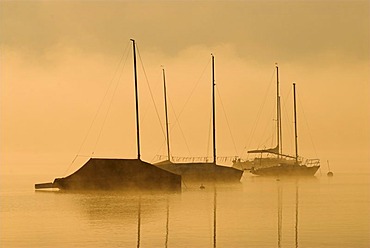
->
<box><xmin>35</xmin><ymin>158</ymin><xmax>181</xmax><ymax>191</ymax></box>
<box><xmin>155</xmin><ymin>161</ymin><xmax>243</xmax><ymax>184</ymax></box>
<box><xmin>250</xmin><ymin>164</ymin><xmax>320</xmax><ymax>177</ymax></box>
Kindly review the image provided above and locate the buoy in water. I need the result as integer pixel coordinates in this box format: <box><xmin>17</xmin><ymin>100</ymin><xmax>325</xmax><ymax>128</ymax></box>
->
<box><xmin>200</xmin><ymin>184</ymin><xmax>205</xmax><ymax>189</ymax></box>
<box><xmin>326</xmin><ymin>160</ymin><xmax>333</xmax><ymax>177</ymax></box>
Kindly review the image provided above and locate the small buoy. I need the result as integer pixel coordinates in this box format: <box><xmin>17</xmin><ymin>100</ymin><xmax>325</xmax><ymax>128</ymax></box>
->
<box><xmin>326</xmin><ymin>160</ymin><xmax>333</xmax><ymax>177</ymax></box>
<box><xmin>200</xmin><ymin>184</ymin><xmax>205</xmax><ymax>189</ymax></box>
<box><xmin>276</xmin><ymin>178</ymin><xmax>280</xmax><ymax>181</ymax></box>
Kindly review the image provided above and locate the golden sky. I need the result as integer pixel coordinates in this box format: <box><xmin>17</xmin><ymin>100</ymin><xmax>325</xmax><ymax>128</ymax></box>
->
<box><xmin>1</xmin><ymin>0</ymin><xmax>369</xmax><ymax>175</ymax></box>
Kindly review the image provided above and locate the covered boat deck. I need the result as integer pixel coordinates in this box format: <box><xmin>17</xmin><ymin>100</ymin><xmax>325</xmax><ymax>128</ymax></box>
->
<box><xmin>35</xmin><ymin>158</ymin><xmax>182</xmax><ymax>192</ymax></box>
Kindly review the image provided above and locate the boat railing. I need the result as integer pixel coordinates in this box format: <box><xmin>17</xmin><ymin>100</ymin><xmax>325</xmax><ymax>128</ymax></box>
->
<box><xmin>305</xmin><ymin>158</ymin><xmax>320</xmax><ymax>167</ymax></box>
<box><xmin>153</xmin><ymin>155</ymin><xmax>236</xmax><ymax>164</ymax></box>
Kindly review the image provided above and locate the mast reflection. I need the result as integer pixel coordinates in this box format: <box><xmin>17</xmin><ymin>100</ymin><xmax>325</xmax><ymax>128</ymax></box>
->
<box><xmin>213</xmin><ymin>187</ymin><xmax>217</xmax><ymax>248</ymax></box>
<box><xmin>165</xmin><ymin>197</ymin><xmax>169</xmax><ymax>248</ymax></box>
<box><xmin>277</xmin><ymin>180</ymin><xmax>300</xmax><ymax>248</ymax></box>
<box><xmin>137</xmin><ymin>196</ymin><xmax>141</xmax><ymax>248</ymax></box>
<box><xmin>277</xmin><ymin>182</ymin><xmax>283</xmax><ymax>248</ymax></box>
<box><xmin>295</xmin><ymin>182</ymin><xmax>299</xmax><ymax>248</ymax></box>
<box><xmin>136</xmin><ymin>195</ymin><xmax>171</xmax><ymax>248</ymax></box>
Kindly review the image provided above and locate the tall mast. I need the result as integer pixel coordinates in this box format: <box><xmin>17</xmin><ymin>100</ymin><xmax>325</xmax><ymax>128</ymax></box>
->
<box><xmin>212</xmin><ymin>54</ymin><xmax>216</xmax><ymax>164</ymax></box>
<box><xmin>131</xmin><ymin>39</ymin><xmax>141</xmax><ymax>160</ymax></box>
<box><xmin>276</xmin><ymin>63</ymin><xmax>282</xmax><ymax>156</ymax></box>
<box><xmin>162</xmin><ymin>68</ymin><xmax>171</xmax><ymax>161</ymax></box>
<box><xmin>279</xmin><ymin>96</ymin><xmax>282</xmax><ymax>155</ymax></box>
<box><xmin>293</xmin><ymin>83</ymin><xmax>299</xmax><ymax>162</ymax></box>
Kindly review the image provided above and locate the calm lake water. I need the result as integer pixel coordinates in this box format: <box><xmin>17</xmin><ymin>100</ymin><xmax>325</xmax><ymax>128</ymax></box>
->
<box><xmin>1</xmin><ymin>172</ymin><xmax>369</xmax><ymax>248</ymax></box>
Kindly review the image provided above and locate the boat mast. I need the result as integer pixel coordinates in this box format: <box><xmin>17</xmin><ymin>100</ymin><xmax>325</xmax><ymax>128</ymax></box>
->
<box><xmin>212</xmin><ymin>54</ymin><xmax>216</xmax><ymax>164</ymax></box>
<box><xmin>293</xmin><ymin>83</ymin><xmax>299</xmax><ymax>163</ymax></box>
<box><xmin>131</xmin><ymin>39</ymin><xmax>141</xmax><ymax>160</ymax></box>
<box><xmin>276</xmin><ymin>63</ymin><xmax>282</xmax><ymax>156</ymax></box>
<box><xmin>162</xmin><ymin>68</ymin><xmax>171</xmax><ymax>161</ymax></box>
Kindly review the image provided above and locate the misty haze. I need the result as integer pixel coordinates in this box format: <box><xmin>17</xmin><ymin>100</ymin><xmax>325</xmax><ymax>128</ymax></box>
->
<box><xmin>1</xmin><ymin>1</ymin><xmax>369</xmax><ymax>247</ymax></box>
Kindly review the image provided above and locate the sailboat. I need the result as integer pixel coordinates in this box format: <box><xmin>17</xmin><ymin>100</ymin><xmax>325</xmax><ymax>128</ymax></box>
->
<box><xmin>250</xmin><ymin>83</ymin><xmax>320</xmax><ymax>176</ymax></box>
<box><xmin>35</xmin><ymin>39</ymin><xmax>181</xmax><ymax>191</ymax></box>
<box><xmin>155</xmin><ymin>55</ymin><xmax>243</xmax><ymax>184</ymax></box>
<box><xmin>232</xmin><ymin>64</ymin><xmax>296</xmax><ymax>171</ymax></box>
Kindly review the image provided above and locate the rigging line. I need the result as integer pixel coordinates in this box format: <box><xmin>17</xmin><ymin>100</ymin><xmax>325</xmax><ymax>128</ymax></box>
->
<box><xmin>168</xmin><ymin>98</ymin><xmax>192</xmax><ymax>156</ymax></box>
<box><xmin>151</xmin><ymin>98</ymin><xmax>193</xmax><ymax>162</ymax></box>
<box><xmin>242</xmin><ymin>68</ymin><xmax>276</xmax><ymax>157</ymax></box>
<box><xmin>252</xmin><ymin>122</ymin><xmax>276</xmax><ymax>151</ymax></box>
<box><xmin>92</xmin><ymin>44</ymin><xmax>131</xmax><ymax>155</ymax></box>
<box><xmin>63</xmin><ymin>41</ymin><xmax>130</xmax><ymax>176</ymax></box>
<box><xmin>136</xmin><ymin>44</ymin><xmax>166</xmax><ymax>138</ymax></box>
<box><xmin>257</xmin><ymin>84</ymin><xmax>277</xmax><ymax>148</ymax></box>
<box><xmin>151</xmin><ymin>142</ymin><xmax>166</xmax><ymax>162</ymax></box>
<box><xmin>297</xmin><ymin>92</ymin><xmax>318</xmax><ymax>158</ymax></box>
<box><xmin>270</xmin><ymin>120</ymin><xmax>275</xmax><ymax>148</ymax></box>
<box><xmin>281</xmin><ymin>86</ymin><xmax>294</xmax><ymax>155</ymax></box>
<box><xmin>155</xmin><ymin>58</ymin><xmax>210</xmax><ymax>157</ymax></box>
<box><xmin>151</xmin><ymin>134</ymin><xmax>167</xmax><ymax>162</ymax></box>
<box><xmin>175</xmin><ymin>58</ymin><xmax>211</xmax><ymax>121</ymax></box>
<box><xmin>62</xmin><ymin>154</ymin><xmax>79</xmax><ymax>176</ymax></box>
<box><xmin>216</xmin><ymin>86</ymin><xmax>238</xmax><ymax>155</ymax></box>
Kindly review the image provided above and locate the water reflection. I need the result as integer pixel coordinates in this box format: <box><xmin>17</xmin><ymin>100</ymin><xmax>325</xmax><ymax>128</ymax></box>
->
<box><xmin>213</xmin><ymin>188</ymin><xmax>217</xmax><ymax>248</ymax></box>
<box><xmin>295</xmin><ymin>182</ymin><xmax>299</xmax><ymax>248</ymax></box>
<box><xmin>277</xmin><ymin>180</ymin><xmax>300</xmax><ymax>248</ymax></box>
<box><xmin>33</xmin><ymin>182</ymin><xmax>305</xmax><ymax>247</ymax></box>
<box><xmin>136</xmin><ymin>195</ymin><xmax>171</xmax><ymax>248</ymax></box>
<box><xmin>5</xmin><ymin>174</ymin><xmax>369</xmax><ymax>247</ymax></box>
<box><xmin>69</xmin><ymin>189</ymin><xmax>220</xmax><ymax>248</ymax></box>
<box><xmin>137</xmin><ymin>196</ymin><xmax>141</xmax><ymax>248</ymax></box>
<box><xmin>165</xmin><ymin>197</ymin><xmax>169</xmax><ymax>248</ymax></box>
<box><xmin>277</xmin><ymin>182</ymin><xmax>283</xmax><ymax>248</ymax></box>
<box><xmin>65</xmin><ymin>192</ymin><xmax>176</xmax><ymax>247</ymax></box>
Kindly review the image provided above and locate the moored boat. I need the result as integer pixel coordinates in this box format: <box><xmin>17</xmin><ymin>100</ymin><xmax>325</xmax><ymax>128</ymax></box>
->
<box><xmin>36</xmin><ymin>158</ymin><xmax>181</xmax><ymax>191</ymax></box>
<box><xmin>233</xmin><ymin>64</ymin><xmax>293</xmax><ymax>170</ymax></box>
<box><xmin>155</xmin><ymin>55</ymin><xmax>243</xmax><ymax>185</ymax></box>
<box><xmin>250</xmin><ymin>83</ymin><xmax>320</xmax><ymax>177</ymax></box>
<box><xmin>35</xmin><ymin>40</ymin><xmax>181</xmax><ymax>191</ymax></box>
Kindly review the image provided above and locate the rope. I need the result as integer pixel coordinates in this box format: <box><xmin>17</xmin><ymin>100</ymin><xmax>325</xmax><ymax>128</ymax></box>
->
<box><xmin>175</xmin><ymin>58</ymin><xmax>211</xmax><ymax>121</ymax></box>
<box><xmin>63</xmin><ymin>41</ymin><xmax>130</xmax><ymax>176</ymax></box>
<box><xmin>165</xmin><ymin>59</ymin><xmax>212</xmax><ymax>157</ymax></box>
<box><xmin>150</xmin><ymin>87</ymin><xmax>193</xmax><ymax>161</ymax></box>
<box><xmin>241</xmin><ymin>67</ymin><xmax>276</xmax><ymax>158</ymax></box>
<box><xmin>92</xmin><ymin>42</ymin><xmax>131</xmax><ymax>155</ymax></box>
<box><xmin>136</xmin><ymin>44</ymin><xmax>166</xmax><ymax>139</ymax></box>
<box><xmin>152</xmin><ymin>139</ymin><xmax>167</xmax><ymax>162</ymax></box>
<box><xmin>297</xmin><ymin>92</ymin><xmax>318</xmax><ymax>158</ymax></box>
<box><xmin>157</xmin><ymin>58</ymin><xmax>211</xmax><ymax>158</ymax></box>
<box><xmin>258</xmin><ymin>94</ymin><xmax>277</xmax><ymax>149</ymax></box>
<box><xmin>216</xmin><ymin>86</ymin><xmax>238</xmax><ymax>155</ymax></box>
<box><xmin>152</xmin><ymin>57</ymin><xmax>211</xmax><ymax>160</ymax></box>
<box><xmin>168</xmin><ymin>96</ymin><xmax>192</xmax><ymax>156</ymax></box>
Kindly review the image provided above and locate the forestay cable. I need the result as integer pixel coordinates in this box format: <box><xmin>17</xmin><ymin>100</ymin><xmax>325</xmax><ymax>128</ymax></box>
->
<box><xmin>216</xmin><ymin>86</ymin><xmax>238</xmax><ymax>156</ymax></box>
<box><xmin>242</xmin><ymin>68</ymin><xmax>276</xmax><ymax>158</ymax></box>
<box><xmin>63</xmin><ymin>41</ymin><xmax>131</xmax><ymax>176</ymax></box>
<box><xmin>136</xmin><ymin>44</ymin><xmax>166</xmax><ymax>138</ymax></box>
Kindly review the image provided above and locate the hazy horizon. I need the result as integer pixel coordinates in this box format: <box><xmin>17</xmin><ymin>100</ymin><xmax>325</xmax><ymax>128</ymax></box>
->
<box><xmin>1</xmin><ymin>0</ymin><xmax>369</xmax><ymax>176</ymax></box>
